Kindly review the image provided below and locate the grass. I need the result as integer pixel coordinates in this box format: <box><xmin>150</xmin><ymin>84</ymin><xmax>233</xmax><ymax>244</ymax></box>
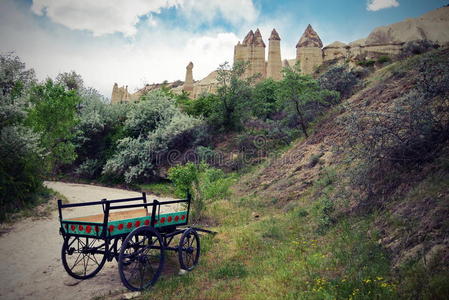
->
<box><xmin>138</xmin><ymin>181</ymin><xmax>177</xmax><ymax>197</ymax></box>
<box><xmin>0</xmin><ymin>187</ymin><xmax>66</xmax><ymax>224</ymax></box>
<box><xmin>139</xmin><ymin>169</ymin><xmax>399</xmax><ymax>300</ymax></box>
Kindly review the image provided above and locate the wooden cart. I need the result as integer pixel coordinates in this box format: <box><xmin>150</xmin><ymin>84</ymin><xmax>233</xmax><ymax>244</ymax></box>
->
<box><xmin>57</xmin><ymin>193</ymin><xmax>202</xmax><ymax>291</ymax></box>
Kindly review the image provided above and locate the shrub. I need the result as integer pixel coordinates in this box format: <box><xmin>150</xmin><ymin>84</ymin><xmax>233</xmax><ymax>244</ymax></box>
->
<box><xmin>377</xmin><ymin>55</ymin><xmax>391</xmax><ymax>64</ymax></box>
<box><xmin>318</xmin><ymin>65</ymin><xmax>361</xmax><ymax>99</ymax></box>
<box><xmin>102</xmin><ymin>91</ymin><xmax>202</xmax><ymax>183</ymax></box>
<box><xmin>357</xmin><ymin>59</ymin><xmax>376</xmax><ymax>67</ymax></box>
<box><xmin>344</xmin><ymin>50</ymin><xmax>449</xmax><ymax>210</ymax></box>
<box><xmin>401</xmin><ymin>40</ymin><xmax>439</xmax><ymax>58</ymax></box>
<box><xmin>168</xmin><ymin>162</ymin><xmax>233</xmax><ymax>220</ymax></box>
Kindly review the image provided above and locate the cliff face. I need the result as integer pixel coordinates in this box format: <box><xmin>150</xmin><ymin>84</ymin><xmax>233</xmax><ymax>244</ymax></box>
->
<box><xmin>366</xmin><ymin>6</ymin><xmax>449</xmax><ymax>45</ymax></box>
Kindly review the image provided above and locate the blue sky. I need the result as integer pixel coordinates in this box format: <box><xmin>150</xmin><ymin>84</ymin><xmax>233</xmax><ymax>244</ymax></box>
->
<box><xmin>0</xmin><ymin>0</ymin><xmax>446</xmax><ymax>97</ymax></box>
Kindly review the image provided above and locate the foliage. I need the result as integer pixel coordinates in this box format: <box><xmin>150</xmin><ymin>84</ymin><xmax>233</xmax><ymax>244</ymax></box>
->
<box><xmin>26</xmin><ymin>79</ymin><xmax>81</xmax><ymax>170</ymax></box>
<box><xmin>103</xmin><ymin>91</ymin><xmax>202</xmax><ymax>183</ymax></box>
<box><xmin>168</xmin><ymin>162</ymin><xmax>233</xmax><ymax>220</ymax></box>
<box><xmin>251</xmin><ymin>78</ymin><xmax>279</xmax><ymax>119</ymax></box>
<box><xmin>73</xmin><ymin>96</ymin><xmax>129</xmax><ymax>180</ymax></box>
<box><xmin>377</xmin><ymin>55</ymin><xmax>391</xmax><ymax>64</ymax></box>
<box><xmin>55</xmin><ymin>71</ymin><xmax>84</xmax><ymax>91</ymax></box>
<box><xmin>357</xmin><ymin>59</ymin><xmax>376</xmax><ymax>67</ymax></box>
<box><xmin>0</xmin><ymin>53</ymin><xmax>45</xmax><ymax>220</ymax></box>
<box><xmin>318</xmin><ymin>65</ymin><xmax>361</xmax><ymax>99</ymax></box>
<box><xmin>344</xmin><ymin>49</ymin><xmax>449</xmax><ymax>211</ymax></box>
<box><xmin>183</xmin><ymin>93</ymin><xmax>218</xmax><ymax>119</ymax></box>
<box><xmin>211</xmin><ymin>61</ymin><xmax>256</xmax><ymax>131</ymax></box>
<box><xmin>401</xmin><ymin>40</ymin><xmax>439</xmax><ymax>58</ymax></box>
<box><xmin>277</xmin><ymin>64</ymin><xmax>339</xmax><ymax>137</ymax></box>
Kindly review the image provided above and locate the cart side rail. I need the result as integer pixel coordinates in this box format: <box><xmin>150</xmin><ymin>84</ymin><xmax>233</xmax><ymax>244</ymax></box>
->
<box><xmin>57</xmin><ymin>192</ymin><xmax>192</xmax><ymax>238</ymax></box>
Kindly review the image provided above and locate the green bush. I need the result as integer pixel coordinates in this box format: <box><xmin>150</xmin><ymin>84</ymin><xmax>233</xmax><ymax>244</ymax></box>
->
<box><xmin>168</xmin><ymin>162</ymin><xmax>233</xmax><ymax>220</ymax></box>
<box><xmin>102</xmin><ymin>91</ymin><xmax>202</xmax><ymax>183</ymax></box>
<box><xmin>0</xmin><ymin>54</ymin><xmax>46</xmax><ymax>220</ymax></box>
<box><xmin>357</xmin><ymin>59</ymin><xmax>375</xmax><ymax>67</ymax></box>
<box><xmin>377</xmin><ymin>55</ymin><xmax>391</xmax><ymax>64</ymax></box>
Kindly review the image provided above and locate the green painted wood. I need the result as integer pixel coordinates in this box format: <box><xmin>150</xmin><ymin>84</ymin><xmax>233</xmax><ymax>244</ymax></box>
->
<box><xmin>62</xmin><ymin>211</ymin><xmax>188</xmax><ymax>237</ymax></box>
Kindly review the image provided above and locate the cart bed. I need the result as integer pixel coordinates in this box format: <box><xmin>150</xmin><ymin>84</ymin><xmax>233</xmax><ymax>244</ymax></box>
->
<box><xmin>62</xmin><ymin>209</ymin><xmax>187</xmax><ymax>237</ymax></box>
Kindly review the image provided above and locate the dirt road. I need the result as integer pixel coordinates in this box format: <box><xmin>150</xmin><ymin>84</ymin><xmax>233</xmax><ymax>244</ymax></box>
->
<box><xmin>0</xmin><ymin>182</ymin><xmax>176</xmax><ymax>300</ymax></box>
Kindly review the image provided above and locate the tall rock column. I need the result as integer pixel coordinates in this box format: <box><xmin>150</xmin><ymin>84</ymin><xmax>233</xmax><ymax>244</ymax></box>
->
<box><xmin>296</xmin><ymin>24</ymin><xmax>323</xmax><ymax>74</ymax></box>
<box><xmin>241</xmin><ymin>30</ymin><xmax>254</xmax><ymax>77</ymax></box>
<box><xmin>111</xmin><ymin>83</ymin><xmax>119</xmax><ymax>104</ymax></box>
<box><xmin>252</xmin><ymin>28</ymin><xmax>266</xmax><ymax>79</ymax></box>
<box><xmin>267</xmin><ymin>28</ymin><xmax>282</xmax><ymax>80</ymax></box>
<box><xmin>183</xmin><ymin>62</ymin><xmax>194</xmax><ymax>93</ymax></box>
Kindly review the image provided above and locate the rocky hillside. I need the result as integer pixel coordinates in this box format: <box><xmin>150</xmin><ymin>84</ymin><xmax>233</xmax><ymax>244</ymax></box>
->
<box><xmin>237</xmin><ymin>46</ymin><xmax>449</xmax><ymax>269</ymax></box>
<box><xmin>141</xmin><ymin>46</ymin><xmax>449</xmax><ymax>300</ymax></box>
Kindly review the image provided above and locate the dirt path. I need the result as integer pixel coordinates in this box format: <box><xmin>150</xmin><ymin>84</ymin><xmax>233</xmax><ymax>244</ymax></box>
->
<box><xmin>0</xmin><ymin>182</ymin><xmax>177</xmax><ymax>300</ymax></box>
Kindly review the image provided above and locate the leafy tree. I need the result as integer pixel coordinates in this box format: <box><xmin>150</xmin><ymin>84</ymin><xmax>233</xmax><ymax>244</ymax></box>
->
<box><xmin>26</xmin><ymin>79</ymin><xmax>81</xmax><ymax>170</ymax></box>
<box><xmin>183</xmin><ymin>93</ymin><xmax>218</xmax><ymax>118</ymax></box>
<box><xmin>251</xmin><ymin>78</ymin><xmax>280</xmax><ymax>119</ymax></box>
<box><xmin>0</xmin><ymin>53</ymin><xmax>44</xmax><ymax>219</ymax></box>
<box><xmin>277</xmin><ymin>64</ymin><xmax>339</xmax><ymax>137</ymax></box>
<box><xmin>212</xmin><ymin>61</ymin><xmax>256</xmax><ymax>131</ymax></box>
<box><xmin>56</xmin><ymin>71</ymin><xmax>84</xmax><ymax>91</ymax></box>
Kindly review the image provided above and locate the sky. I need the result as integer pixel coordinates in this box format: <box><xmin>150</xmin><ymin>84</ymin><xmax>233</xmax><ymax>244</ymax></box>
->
<box><xmin>0</xmin><ymin>0</ymin><xmax>447</xmax><ymax>98</ymax></box>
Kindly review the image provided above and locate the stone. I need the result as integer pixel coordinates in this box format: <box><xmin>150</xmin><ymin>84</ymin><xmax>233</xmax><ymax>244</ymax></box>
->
<box><xmin>121</xmin><ymin>292</ymin><xmax>141</xmax><ymax>300</ymax></box>
<box><xmin>63</xmin><ymin>278</ymin><xmax>81</xmax><ymax>286</ymax></box>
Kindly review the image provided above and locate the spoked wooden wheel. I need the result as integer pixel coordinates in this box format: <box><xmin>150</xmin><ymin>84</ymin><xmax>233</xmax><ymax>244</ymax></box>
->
<box><xmin>118</xmin><ymin>227</ymin><xmax>165</xmax><ymax>291</ymax></box>
<box><xmin>178</xmin><ymin>228</ymin><xmax>200</xmax><ymax>271</ymax></box>
<box><xmin>61</xmin><ymin>236</ymin><xmax>107</xmax><ymax>279</ymax></box>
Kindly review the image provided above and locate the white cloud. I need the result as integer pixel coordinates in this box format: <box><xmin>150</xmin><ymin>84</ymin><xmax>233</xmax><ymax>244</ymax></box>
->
<box><xmin>180</xmin><ymin>0</ymin><xmax>258</xmax><ymax>27</ymax></box>
<box><xmin>31</xmin><ymin>0</ymin><xmax>181</xmax><ymax>36</ymax></box>
<box><xmin>31</xmin><ymin>0</ymin><xmax>257</xmax><ymax>37</ymax></box>
<box><xmin>367</xmin><ymin>0</ymin><xmax>399</xmax><ymax>11</ymax></box>
<box><xmin>1</xmin><ymin>0</ymin><xmax>239</xmax><ymax>97</ymax></box>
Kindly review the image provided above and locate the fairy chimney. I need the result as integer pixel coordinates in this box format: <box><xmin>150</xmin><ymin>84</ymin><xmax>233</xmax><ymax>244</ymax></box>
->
<box><xmin>252</xmin><ymin>28</ymin><xmax>266</xmax><ymax>79</ymax></box>
<box><xmin>183</xmin><ymin>62</ymin><xmax>194</xmax><ymax>93</ymax></box>
<box><xmin>296</xmin><ymin>24</ymin><xmax>323</xmax><ymax>74</ymax></box>
<box><xmin>267</xmin><ymin>28</ymin><xmax>282</xmax><ymax>80</ymax></box>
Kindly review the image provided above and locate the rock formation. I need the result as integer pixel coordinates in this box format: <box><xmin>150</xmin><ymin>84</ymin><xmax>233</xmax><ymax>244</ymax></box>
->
<box><xmin>183</xmin><ymin>62</ymin><xmax>194</xmax><ymax>93</ymax></box>
<box><xmin>234</xmin><ymin>29</ymin><xmax>266</xmax><ymax>79</ymax></box>
<box><xmin>267</xmin><ymin>29</ymin><xmax>282</xmax><ymax>80</ymax></box>
<box><xmin>111</xmin><ymin>83</ymin><xmax>133</xmax><ymax>104</ymax></box>
<box><xmin>252</xmin><ymin>29</ymin><xmax>266</xmax><ymax>79</ymax></box>
<box><xmin>366</xmin><ymin>6</ymin><xmax>449</xmax><ymax>46</ymax></box>
<box><xmin>296</xmin><ymin>24</ymin><xmax>323</xmax><ymax>74</ymax></box>
<box><xmin>323</xmin><ymin>41</ymin><xmax>348</xmax><ymax>62</ymax></box>
<box><xmin>111</xmin><ymin>6</ymin><xmax>449</xmax><ymax>102</ymax></box>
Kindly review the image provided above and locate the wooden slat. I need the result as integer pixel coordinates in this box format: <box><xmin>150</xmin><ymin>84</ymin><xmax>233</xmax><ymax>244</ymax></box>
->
<box><xmin>65</xmin><ymin>209</ymin><xmax>148</xmax><ymax>223</ymax></box>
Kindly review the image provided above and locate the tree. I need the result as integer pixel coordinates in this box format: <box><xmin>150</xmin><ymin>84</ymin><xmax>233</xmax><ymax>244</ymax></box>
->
<box><xmin>212</xmin><ymin>61</ymin><xmax>256</xmax><ymax>131</ymax></box>
<box><xmin>26</xmin><ymin>79</ymin><xmax>81</xmax><ymax>170</ymax></box>
<box><xmin>277</xmin><ymin>64</ymin><xmax>339</xmax><ymax>137</ymax></box>
<box><xmin>0</xmin><ymin>54</ymin><xmax>44</xmax><ymax>220</ymax></box>
<box><xmin>251</xmin><ymin>78</ymin><xmax>279</xmax><ymax>119</ymax></box>
<box><xmin>56</xmin><ymin>71</ymin><xmax>84</xmax><ymax>91</ymax></box>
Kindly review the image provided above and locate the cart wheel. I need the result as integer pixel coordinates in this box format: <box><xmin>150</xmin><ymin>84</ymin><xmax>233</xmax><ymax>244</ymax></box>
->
<box><xmin>178</xmin><ymin>228</ymin><xmax>200</xmax><ymax>271</ymax></box>
<box><xmin>118</xmin><ymin>226</ymin><xmax>165</xmax><ymax>291</ymax></box>
<box><xmin>61</xmin><ymin>236</ymin><xmax>107</xmax><ymax>280</ymax></box>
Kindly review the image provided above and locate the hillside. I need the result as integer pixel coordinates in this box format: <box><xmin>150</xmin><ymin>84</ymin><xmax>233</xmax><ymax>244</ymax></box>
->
<box><xmin>140</xmin><ymin>47</ymin><xmax>449</xmax><ymax>300</ymax></box>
